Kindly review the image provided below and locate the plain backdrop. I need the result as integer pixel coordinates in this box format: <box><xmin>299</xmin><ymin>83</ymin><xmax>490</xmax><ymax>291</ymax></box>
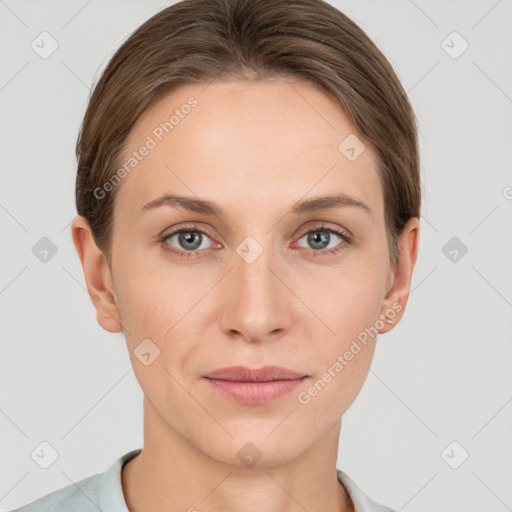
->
<box><xmin>1</xmin><ymin>1</ymin><xmax>511</xmax><ymax>511</ymax></box>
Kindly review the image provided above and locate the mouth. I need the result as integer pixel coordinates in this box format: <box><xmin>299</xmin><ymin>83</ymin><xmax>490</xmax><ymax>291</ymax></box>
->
<box><xmin>203</xmin><ymin>365</ymin><xmax>308</xmax><ymax>382</ymax></box>
<box><xmin>202</xmin><ymin>365</ymin><xmax>309</xmax><ymax>405</ymax></box>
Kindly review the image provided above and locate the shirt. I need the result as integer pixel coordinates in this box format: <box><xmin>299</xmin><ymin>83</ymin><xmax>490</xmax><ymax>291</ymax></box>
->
<box><xmin>8</xmin><ymin>448</ymin><xmax>396</xmax><ymax>512</ymax></box>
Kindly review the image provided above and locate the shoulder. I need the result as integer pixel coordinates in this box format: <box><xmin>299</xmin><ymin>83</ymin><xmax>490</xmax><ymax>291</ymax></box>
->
<box><xmin>7</xmin><ymin>473</ymin><xmax>101</xmax><ymax>512</ymax></box>
<box><xmin>7</xmin><ymin>448</ymin><xmax>141</xmax><ymax>512</ymax></box>
<box><xmin>337</xmin><ymin>469</ymin><xmax>397</xmax><ymax>512</ymax></box>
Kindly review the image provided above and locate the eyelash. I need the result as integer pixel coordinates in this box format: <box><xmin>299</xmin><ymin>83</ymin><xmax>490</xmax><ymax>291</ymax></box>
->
<box><xmin>158</xmin><ymin>222</ymin><xmax>351</xmax><ymax>259</ymax></box>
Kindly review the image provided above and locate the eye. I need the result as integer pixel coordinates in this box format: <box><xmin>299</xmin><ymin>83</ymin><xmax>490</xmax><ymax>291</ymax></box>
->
<box><xmin>159</xmin><ymin>222</ymin><xmax>351</xmax><ymax>259</ymax></box>
<box><xmin>159</xmin><ymin>225</ymin><xmax>215</xmax><ymax>258</ymax></box>
<box><xmin>295</xmin><ymin>223</ymin><xmax>351</xmax><ymax>256</ymax></box>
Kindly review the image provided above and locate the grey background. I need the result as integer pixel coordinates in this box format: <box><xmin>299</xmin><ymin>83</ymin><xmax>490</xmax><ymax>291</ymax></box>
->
<box><xmin>1</xmin><ymin>0</ymin><xmax>511</xmax><ymax>510</ymax></box>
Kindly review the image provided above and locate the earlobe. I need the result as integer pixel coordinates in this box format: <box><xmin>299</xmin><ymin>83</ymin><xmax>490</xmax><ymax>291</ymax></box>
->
<box><xmin>70</xmin><ymin>215</ymin><xmax>123</xmax><ymax>334</ymax></box>
<box><xmin>378</xmin><ymin>217</ymin><xmax>420</xmax><ymax>333</ymax></box>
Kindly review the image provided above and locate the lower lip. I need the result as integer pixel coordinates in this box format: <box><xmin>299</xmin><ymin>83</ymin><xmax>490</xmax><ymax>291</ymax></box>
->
<box><xmin>203</xmin><ymin>377</ymin><xmax>308</xmax><ymax>405</ymax></box>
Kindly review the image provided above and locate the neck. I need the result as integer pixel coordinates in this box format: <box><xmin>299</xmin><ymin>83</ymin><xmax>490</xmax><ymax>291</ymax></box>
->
<box><xmin>121</xmin><ymin>399</ymin><xmax>354</xmax><ymax>512</ymax></box>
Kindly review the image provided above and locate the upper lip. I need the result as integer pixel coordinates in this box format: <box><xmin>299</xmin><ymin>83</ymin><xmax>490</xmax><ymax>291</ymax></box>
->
<box><xmin>203</xmin><ymin>365</ymin><xmax>307</xmax><ymax>382</ymax></box>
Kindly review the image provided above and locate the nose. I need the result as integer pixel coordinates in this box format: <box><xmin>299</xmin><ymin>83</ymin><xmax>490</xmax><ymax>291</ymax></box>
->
<box><xmin>218</xmin><ymin>240</ymin><xmax>293</xmax><ymax>344</ymax></box>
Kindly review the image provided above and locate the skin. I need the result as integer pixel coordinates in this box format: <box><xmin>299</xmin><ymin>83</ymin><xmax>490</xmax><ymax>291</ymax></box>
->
<box><xmin>72</xmin><ymin>78</ymin><xmax>419</xmax><ymax>512</ymax></box>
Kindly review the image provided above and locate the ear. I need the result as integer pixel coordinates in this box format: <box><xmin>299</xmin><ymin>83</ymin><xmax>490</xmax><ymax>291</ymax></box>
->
<box><xmin>378</xmin><ymin>217</ymin><xmax>420</xmax><ymax>333</ymax></box>
<box><xmin>71</xmin><ymin>215</ymin><xmax>123</xmax><ymax>333</ymax></box>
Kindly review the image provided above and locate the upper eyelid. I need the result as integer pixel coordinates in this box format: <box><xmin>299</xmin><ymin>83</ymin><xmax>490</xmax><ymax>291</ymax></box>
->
<box><xmin>298</xmin><ymin>223</ymin><xmax>349</xmax><ymax>236</ymax></box>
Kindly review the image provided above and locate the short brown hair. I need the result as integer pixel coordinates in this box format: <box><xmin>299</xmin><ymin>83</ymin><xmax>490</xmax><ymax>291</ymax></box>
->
<box><xmin>75</xmin><ymin>0</ymin><xmax>421</xmax><ymax>267</ymax></box>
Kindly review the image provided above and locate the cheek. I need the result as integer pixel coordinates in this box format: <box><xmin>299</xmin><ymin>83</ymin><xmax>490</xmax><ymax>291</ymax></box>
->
<box><xmin>114</xmin><ymin>249</ymin><xmax>178</xmax><ymax>324</ymax></box>
<box><xmin>115</xmin><ymin>270</ymin><xmax>197</xmax><ymax>401</ymax></box>
<box><xmin>114</xmin><ymin>262</ymin><xmax>211</xmax><ymax>357</ymax></box>
<box><xmin>302</xmin><ymin>265</ymin><xmax>386</xmax><ymax>387</ymax></box>
<box><xmin>297</xmin><ymin>283</ymin><xmax>382</xmax><ymax>417</ymax></box>
<box><xmin>311</xmin><ymin>265</ymin><xmax>385</xmax><ymax>338</ymax></box>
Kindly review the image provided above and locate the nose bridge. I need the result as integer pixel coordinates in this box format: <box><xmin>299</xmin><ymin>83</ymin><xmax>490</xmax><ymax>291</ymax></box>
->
<box><xmin>221</xmin><ymin>233</ymin><xmax>289</xmax><ymax>340</ymax></box>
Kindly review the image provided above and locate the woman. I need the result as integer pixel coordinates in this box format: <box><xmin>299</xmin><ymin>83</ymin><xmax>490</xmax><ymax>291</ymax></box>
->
<box><xmin>10</xmin><ymin>0</ymin><xmax>420</xmax><ymax>510</ymax></box>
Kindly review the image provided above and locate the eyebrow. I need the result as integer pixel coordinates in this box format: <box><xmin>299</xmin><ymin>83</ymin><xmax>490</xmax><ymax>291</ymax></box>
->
<box><xmin>140</xmin><ymin>192</ymin><xmax>372</xmax><ymax>217</ymax></box>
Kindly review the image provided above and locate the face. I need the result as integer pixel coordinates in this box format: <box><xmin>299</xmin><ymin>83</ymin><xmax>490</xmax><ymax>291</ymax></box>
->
<box><xmin>73</xmin><ymin>78</ymin><xmax>418</xmax><ymax>467</ymax></box>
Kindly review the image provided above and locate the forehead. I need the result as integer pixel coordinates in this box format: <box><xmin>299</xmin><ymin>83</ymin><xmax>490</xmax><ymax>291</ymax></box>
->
<box><xmin>115</xmin><ymin>79</ymin><xmax>383</xmax><ymax>222</ymax></box>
